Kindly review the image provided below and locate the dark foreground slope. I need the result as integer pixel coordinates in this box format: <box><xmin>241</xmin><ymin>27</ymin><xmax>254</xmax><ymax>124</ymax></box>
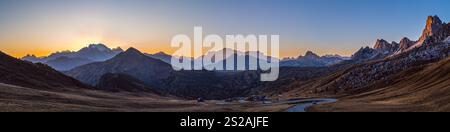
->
<box><xmin>0</xmin><ymin>51</ymin><xmax>88</xmax><ymax>90</ymax></box>
<box><xmin>0</xmin><ymin>83</ymin><xmax>196</xmax><ymax>112</ymax></box>
<box><xmin>0</xmin><ymin>82</ymin><xmax>293</xmax><ymax>112</ymax></box>
<box><xmin>97</xmin><ymin>73</ymin><xmax>163</xmax><ymax>95</ymax></box>
<box><xmin>0</xmin><ymin>51</ymin><xmax>197</xmax><ymax>112</ymax></box>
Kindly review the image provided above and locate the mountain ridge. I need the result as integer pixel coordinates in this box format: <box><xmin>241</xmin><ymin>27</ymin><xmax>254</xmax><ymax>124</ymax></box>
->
<box><xmin>0</xmin><ymin>51</ymin><xmax>89</xmax><ymax>90</ymax></box>
<box><xmin>281</xmin><ymin>50</ymin><xmax>348</xmax><ymax>67</ymax></box>
<box><xmin>22</xmin><ymin>43</ymin><xmax>123</xmax><ymax>71</ymax></box>
<box><xmin>66</xmin><ymin>47</ymin><xmax>173</xmax><ymax>88</ymax></box>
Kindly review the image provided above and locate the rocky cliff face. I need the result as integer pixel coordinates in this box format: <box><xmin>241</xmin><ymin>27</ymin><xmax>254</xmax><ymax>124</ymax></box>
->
<box><xmin>351</xmin><ymin>47</ymin><xmax>381</xmax><ymax>61</ymax></box>
<box><xmin>398</xmin><ymin>37</ymin><xmax>416</xmax><ymax>52</ymax></box>
<box><xmin>418</xmin><ymin>15</ymin><xmax>445</xmax><ymax>45</ymax></box>
<box><xmin>373</xmin><ymin>39</ymin><xmax>398</xmax><ymax>55</ymax></box>
<box><xmin>315</xmin><ymin>16</ymin><xmax>450</xmax><ymax>93</ymax></box>
<box><xmin>352</xmin><ymin>16</ymin><xmax>447</xmax><ymax>61</ymax></box>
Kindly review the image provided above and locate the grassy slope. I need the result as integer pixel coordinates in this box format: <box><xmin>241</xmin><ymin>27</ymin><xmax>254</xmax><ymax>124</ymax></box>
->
<box><xmin>0</xmin><ymin>83</ymin><xmax>196</xmax><ymax>112</ymax></box>
<box><xmin>0</xmin><ymin>83</ymin><xmax>291</xmax><ymax>112</ymax></box>
<box><xmin>310</xmin><ymin>57</ymin><xmax>450</xmax><ymax>112</ymax></box>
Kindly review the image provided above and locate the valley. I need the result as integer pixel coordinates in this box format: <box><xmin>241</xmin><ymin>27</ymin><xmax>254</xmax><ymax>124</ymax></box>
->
<box><xmin>0</xmin><ymin>83</ymin><xmax>296</xmax><ymax>112</ymax></box>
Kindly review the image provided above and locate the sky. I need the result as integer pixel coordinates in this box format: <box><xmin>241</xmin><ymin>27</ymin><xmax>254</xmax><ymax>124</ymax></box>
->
<box><xmin>0</xmin><ymin>0</ymin><xmax>449</xmax><ymax>58</ymax></box>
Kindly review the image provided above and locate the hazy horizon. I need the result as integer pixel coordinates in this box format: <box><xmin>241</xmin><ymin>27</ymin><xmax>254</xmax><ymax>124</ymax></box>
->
<box><xmin>1</xmin><ymin>0</ymin><xmax>450</xmax><ymax>58</ymax></box>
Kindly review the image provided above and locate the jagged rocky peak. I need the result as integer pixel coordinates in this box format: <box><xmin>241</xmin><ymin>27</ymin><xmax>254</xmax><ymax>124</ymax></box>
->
<box><xmin>23</xmin><ymin>54</ymin><xmax>37</xmax><ymax>58</ymax></box>
<box><xmin>22</xmin><ymin>54</ymin><xmax>39</xmax><ymax>59</ymax></box>
<box><xmin>83</xmin><ymin>43</ymin><xmax>123</xmax><ymax>53</ymax></box>
<box><xmin>391</xmin><ymin>41</ymin><xmax>400</xmax><ymax>51</ymax></box>
<box><xmin>373</xmin><ymin>39</ymin><xmax>392</xmax><ymax>49</ymax></box>
<box><xmin>418</xmin><ymin>15</ymin><xmax>445</xmax><ymax>44</ymax></box>
<box><xmin>399</xmin><ymin>37</ymin><xmax>415</xmax><ymax>50</ymax></box>
<box><xmin>351</xmin><ymin>46</ymin><xmax>379</xmax><ymax>61</ymax></box>
<box><xmin>124</xmin><ymin>47</ymin><xmax>142</xmax><ymax>54</ymax></box>
<box><xmin>373</xmin><ymin>39</ymin><xmax>396</xmax><ymax>54</ymax></box>
<box><xmin>400</xmin><ymin>37</ymin><xmax>413</xmax><ymax>45</ymax></box>
<box><xmin>304</xmin><ymin>51</ymin><xmax>320</xmax><ymax>58</ymax></box>
<box><xmin>22</xmin><ymin>54</ymin><xmax>45</xmax><ymax>63</ymax></box>
<box><xmin>87</xmin><ymin>43</ymin><xmax>110</xmax><ymax>51</ymax></box>
<box><xmin>426</xmin><ymin>15</ymin><xmax>444</xmax><ymax>32</ymax></box>
<box><xmin>112</xmin><ymin>47</ymin><xmax>145</xmax><ymax>59</ymax></box>
<box><xmin>391</xmin><ymin>41</ymin><xmax>399</xmax><ymax>46</ymax></box>
<box><xmin>360</xmin><ymin>46</ymin><xmax>375</xmax><ymax>52</ymax></box>
<box><xmin>112</xmin><ymin>47</ymin><xmax>124</xmax><ymax>52</ymax></box>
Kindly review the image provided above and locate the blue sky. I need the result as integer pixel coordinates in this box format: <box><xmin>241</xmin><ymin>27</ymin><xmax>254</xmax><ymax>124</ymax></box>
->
<box><xmin>0</xmin><ymin>0</ymin><xmax>449</xmax><ymax>57</ymax></box>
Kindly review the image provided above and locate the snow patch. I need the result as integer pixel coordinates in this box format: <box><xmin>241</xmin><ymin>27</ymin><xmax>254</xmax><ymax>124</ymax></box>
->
<box><xmin>445</xmin><ymin>36</ymin><xmax>450</xmax><ymax>43</ymax></box>
<box><xmin>88</xmin><ymin>44</ymin><xmax>109</xmax><ymax>52</ymax></box>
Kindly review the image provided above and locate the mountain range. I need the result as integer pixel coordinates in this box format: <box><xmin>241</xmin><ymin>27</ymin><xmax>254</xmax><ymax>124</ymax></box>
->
<box><xmin>0</xmin><ymin>15</ymin><xmax>449</xmax><ymax>111</ymax></box>
<box><xmin>0</xmin><ymin>51</ymin><xmax>88</xmax><ymax>90</ymax></box>
<box><xmin>280</xmin><ymin>51</ymin><xmax>349</xmax><ymax>67</ymax></box>
<box><xmin>269</xmin><ymin>16</ymin><xmax>450</xmax><ymax>111</ymax></box>
<box><xmin>22</xmin><ymin>44</ymin><xmax>124</xmax><ymax>71</ymax></box>
<box><xmin>352</xmin><ymin>15</ymin><xmax>447</xmax><ymax>61</ymax></box>
<box><xmin>66</xmin><ymin>47</ymin><xmax>262</xmax><ymax>99</ymax></box>
<box><xmin>144</xmin><ymin>52</ymin><xmax>172</xmax><ymax>64</ymax></box>
<box><xmin>65</xmin><ymin>48</ymin><xmax>173</xmax><ymax>88</ymax></box>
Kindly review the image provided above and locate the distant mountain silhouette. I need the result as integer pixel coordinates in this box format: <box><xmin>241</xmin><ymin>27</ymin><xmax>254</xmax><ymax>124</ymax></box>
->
<box><xmin>0</xmin><ymin>51</ymin><xmax>88</xmax><ymax>90</ymax></box>
<box><xmin>145</xmin><ymin>51</ymin><xmax>172</xmax><ymax>64</ymax></box>
<box><xmin>22</xmin><ymin>43</ymin><xmax>123</xmax><ymax>71</ymax></box>
<box><xmin>198</xmin><ymin>48</ymin><xmax>276</xmax><ymax>70</ymax></box>
<box><xmin>280</xmin><ymin>51</ymin><xmax>348</xmax><ymax>67</ymax></box>
<box><xmin>66</xmin><ymin>47</ymin><xmax>265</xmax><ymax>99</ymax></box>
<box><xmin>66</xmin><ymin>47</ymin><xmax>173</xmax><ymax>88</ymax></box>
<box><xmin>45</xmin><ymin>57</ymin><xmax>93</xmax><ymax>71</ymax></box>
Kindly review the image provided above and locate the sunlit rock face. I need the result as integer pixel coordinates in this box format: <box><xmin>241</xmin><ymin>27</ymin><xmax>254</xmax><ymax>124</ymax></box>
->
<box><xmin>398</xmin><ymin>37</ymin><xmax>415</xmax><ymax>52</ymax></box>
<box><xmin>373</xmin><ymin>39</ymin><xmax>396</xmax><ymax>55</ymax></box>
<box><xmin>418</xmin><ymin>15</ymin><xmax>445</xmax><ymax>45</ymax></box>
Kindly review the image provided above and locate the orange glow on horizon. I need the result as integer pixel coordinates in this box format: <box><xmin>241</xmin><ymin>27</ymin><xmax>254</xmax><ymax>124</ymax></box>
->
<box><xmin>2</xmin><ymin>43</ymin><xmax>354</xmax><ymax>59</ymax></box>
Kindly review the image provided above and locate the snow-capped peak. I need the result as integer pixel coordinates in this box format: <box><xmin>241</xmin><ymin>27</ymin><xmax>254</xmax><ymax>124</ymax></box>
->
<box><xmin>88</xmin><ymin>44</ymin><xmax>110</xmax><ymax>52</ymax></box>
<box><xmin>445</xmin><ymin>36</ymin><xmax>450</xmax><ymax>43</ymax></box>
<box><xmin>304</xmin><ymin>51</ymin><xmax>320</xmax><ymax>58</ymax></box>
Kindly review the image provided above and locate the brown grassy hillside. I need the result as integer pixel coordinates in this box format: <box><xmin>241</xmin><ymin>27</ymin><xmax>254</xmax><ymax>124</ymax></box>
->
<box><xmin>310</xmin><ymin>57</ymin><xmax>450</xmax><ymax>112</ymax></box>
<box><xmin>0</xmin><ymin>51</ymin><xmax>89</xmax><ymax>90</ymax></box>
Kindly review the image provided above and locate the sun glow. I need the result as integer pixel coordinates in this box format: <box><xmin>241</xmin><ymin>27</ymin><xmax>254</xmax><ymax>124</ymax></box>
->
<box><xmin>74</xmin><ymin>37</ymin><xmax>103</xmax><ymax>47</ymax></box>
